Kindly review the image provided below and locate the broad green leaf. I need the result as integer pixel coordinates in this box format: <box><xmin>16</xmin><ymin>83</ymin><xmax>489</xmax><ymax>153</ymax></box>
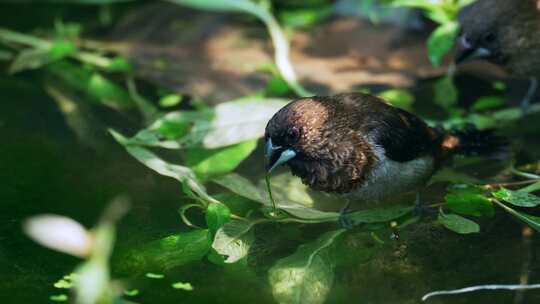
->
<box><xmin>492</xmin><ymin>188</ymin><xmax>540</xmax><ymax>207</ymax></box>
<box><xmin>206</xmin><ymin>203</ymin><xmax>231</xmax><ymax>235</ymax></box>
<box><xmin>494</xmin><ymin>201</ymin><xmax>540</xmax><ymax>233</ymax></box>
<box><xmin>427</xmin><ymin>22</ymin><xmax>459</xmax><ymax>66</ymax></box>
<box><xmin>445</xmin><ymin>184</ymin><xmax>494</xmax><ymax>217</ymax></box>
<box><xmin>433</xmin><ymin>76</ymin><xmax>458</xmax><ymax>109</ymax></box>
<box><xmin>471</xmin><ymin>96</ymin><xmax>505</xmax><ymax>112</ymax></box>
<box><xmin>437</xmin><ymin>213</ymin><xmax>480</xmax><ymax>234</ymax></box>
<box><xmin>212</xmin><ymin>173</ymin><xmax>266</xmax><ymax>203</ymax></box>
<box><xmin>268</xmin><ymin>229</ymin><xmax>345</xmax><ymax>304</ymax></box>
<box><xmin>123</xmin><ymin>230</ymin><xmax>211</xmax><ymax>271</ymax></box>
<box><xmin>349</xmin><ymin>206</ymin><xmax>413</xmax><ymax>225</ymax></box>
<box><xmin>186</xmin><ymin>140</ymin><xmax>257</xmax><ymax>179</ymax></box>
<box><xmin>110</xmin><ymin>132</ymin><xmax>219</xmax><ymax>204</ymax></box>
<box><xmin>212</xmin><ymin>220</ymin><xmax>255</xmax><ymax>263</ymax></box>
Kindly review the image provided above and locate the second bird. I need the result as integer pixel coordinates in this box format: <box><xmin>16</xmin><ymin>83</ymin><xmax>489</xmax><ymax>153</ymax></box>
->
<box><xmin>265</xmin><ymin>93</ymin><xmax>505</xmax><ymax>204</ymax></box>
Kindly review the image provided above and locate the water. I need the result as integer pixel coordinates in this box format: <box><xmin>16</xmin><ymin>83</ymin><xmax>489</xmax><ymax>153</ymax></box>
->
<box><xmin>2</xmin><ymin>69</ymin><xmax>540</xmax><ymax>304</ymax></box>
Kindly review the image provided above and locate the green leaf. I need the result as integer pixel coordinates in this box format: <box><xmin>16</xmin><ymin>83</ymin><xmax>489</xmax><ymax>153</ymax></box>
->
<box><xmin>433</xmin><ymin>75</ymin><xmax>458</xmax><ymax>109</ymax></box>
<box><xmin>377</xmin><ymin>89</ymin><xmax>415</xmax><ymax>111</ymax></box>
<box><xmin>9</xmin><ymin>48</ymin><xmax>51</xmax><ymax>74</ymax></box>
<box><xmin>123</xmin><ymin>230</ymin><xmax>211</xmax><ymax>271</ymax></box>
<box><xmin>471</xmin><ymin>96</ymin><xmax>505</xmax><ymax>112</ymax></box>
<box><xmin>159</xmin><ymin>94</ymin><xmax>182</xmax><ymax>107</ymax></box>
<box><xmin>206</xmin><ymin>203</ymin><xmax>231</xmax><ymax>235</ymax></box>
<box><xmin>492</xmin><ymin>188</ymin><xmax>540</xmax><ymax>207</ymax></box>
<box><xmin>186</xmin><ymin>140</ymin><xmax>257</xmax><ymax>179</ymax></box>
<box><xmin>123</xmin><ymin>289</ymin><xmax>139</xmax><ymax>297</ymax></box>
<box><xmin>198</xmin><ymin>97</ymin><xmax>288</xmax><ymax>148</ymax></box>
<box><xmin>212</xmin><ymin>173</ymin><xmax>266</xmax><ymax>203</ymax></box>
<box><xmin>268</xmin><ymin>229</ymin><xmax>345</xmax><ymax>304</ymax></box>
<box><xmin>145</xmin><ymin>273</ymin><xmax>165</xmax><ymax>279</ymax></box>
<box><xmin>50</xmin><ymin>294</ymin><xmax>68</xmax><ymax>302</ymax></box>
<box><xmin>427</xmin><ymin>22</ymin><xmax>459</xmax><ymax>66</ymax></box>
<box><xmin>519</xmin><ymin>181</ymin><xmax>540</xmax><ymax>194</ymax></box>
<box><xmin>445</xmin><ymin>184</ymin><xmax>494</xmax><ymax>217</ymax></box>
<box><xmin>212</xmin><ymin>220</ymin><xmax>255</xmax><ymax>263</ymax></box>
<box><xmin>107</xmin><ymin>57</ymin><xmax>133</xmax><ymax>72</ymax></box>
<box><xmin>494</xmin><ymin>201</ymin><xmax>540</xmax><ymax>233</ymax></box>
<box><xmin>172</xmin><ymin>282</ymin><xmax>194</xmax><ymax>291</ymax></box>
<box><xmin>49</xmin><ymin>40</ymin><xmax>76</xmax><ymax>61</ymax></box>
<box><xmin>110</xmin><ymin>133</ymin><xmax>219</xmax><ymax>204</ymax></box>
<box><xmin>349</xmin><ymin>206</ymin><xmax>413</xmax><ymax>225</ymax></box>
<box><xmin>437</xmin><ymin>213</ymin><xmax>480</xmax><ymax>234</ymax></box>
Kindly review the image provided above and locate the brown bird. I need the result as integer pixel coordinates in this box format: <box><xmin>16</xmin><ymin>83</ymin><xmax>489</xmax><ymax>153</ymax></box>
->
<box><xmin>265</xmin><ymin>93</ymin><xmax>505</xmax><ymax>207</ymax></box>
<box><xmin>456</xmin><ymin>0</ymin><xmax>540</xmax><ymax>110</ymax></box>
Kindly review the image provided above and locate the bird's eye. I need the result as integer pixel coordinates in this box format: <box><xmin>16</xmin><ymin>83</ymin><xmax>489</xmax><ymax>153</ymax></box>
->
<box><xmin>285</xmin><ymin>127</ymin><xmax>300</xmax><ymax>143</ymax></box>
<box><xmin>482</xmin><ymin>32</ymin><xmax>496</xmax><ymax>43</ymax></box>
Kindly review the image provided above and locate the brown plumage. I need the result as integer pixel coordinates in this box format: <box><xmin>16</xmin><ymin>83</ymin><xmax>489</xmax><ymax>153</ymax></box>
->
<box><xmin>265</xmin><ymin>93</ymin><xmax>506</xmax><ymax>203</ymax></box>
<box><xmin>457</xmin><ymin>0</ymin><xmax>540</xmax><ymax>77</ymax></box>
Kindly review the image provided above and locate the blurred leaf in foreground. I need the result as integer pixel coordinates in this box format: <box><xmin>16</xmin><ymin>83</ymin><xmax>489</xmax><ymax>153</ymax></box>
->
<box><xmin>268</xmin><ymin>229</ymin><xmax>345</xmax><ymax>304</ymax></box>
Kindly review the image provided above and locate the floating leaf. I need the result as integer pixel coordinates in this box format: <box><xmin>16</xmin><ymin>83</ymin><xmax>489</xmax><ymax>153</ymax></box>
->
<box><xmin>172</xmin><ymin>282</ymin><xmax>194</xmax><ymax>291</ymax></box>
<box><xmin>492</xmin><ymin>188</ymin><xmax>540</xmax><ymax>207</ymax></box>
<box><xmin>268</xmin><ymin>229</ymin><xmax>345</xmax><ymax>304</ymax></box>
<box><xmin>437</xmin><ymin>213</ymin><xmax>480</xmax><ymax>234</ymax></box>
<box><xmin>50</xmin><ymin>294</ymin><xmax>68</xmax><ymax>302</ymax></box>
<box><xmin>212</xmin><ymin>220</ymin><xmax>255</xmax><ymax>263</ymax></box>
<box><xmin>145</xmin><ymin>273</ymin><xmax>165</xmax><ymax>279</ymax></box>
<box><xmin>206</xmin><ymin>203</ymin><xmax>231</xmax><ymax>235</ymax></box>
<box><xmin>186</xmin><ymin>140</ymin><xmax>257</xmax><ymax>179</ymax></box>
<box><xmin>445</xmin><ymin>184</ymin><xmax>494</xmax><ymax>217</ymax></box>
<box><xmin>427</xmin><ymin>21</ymin><xmax>459</xmax><ymax>66</ymax></box>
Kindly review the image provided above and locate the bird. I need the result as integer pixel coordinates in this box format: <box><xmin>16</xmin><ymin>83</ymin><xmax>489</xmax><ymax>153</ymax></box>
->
<box><xmin>455</xmin><ymin>0</ymin><xmax>540</xmax><ymax>111</ymax></box>
<box><xmin>264</xmin><ymin>93</ymin><xmax>506</xmax><ymax>209</ymax></box>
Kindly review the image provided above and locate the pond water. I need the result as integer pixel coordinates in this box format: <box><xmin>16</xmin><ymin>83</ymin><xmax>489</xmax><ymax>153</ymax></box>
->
<box><xmin>2</xmin><ymin>63</ymin><xmax>540</xmax><ymax>303</ymax></box>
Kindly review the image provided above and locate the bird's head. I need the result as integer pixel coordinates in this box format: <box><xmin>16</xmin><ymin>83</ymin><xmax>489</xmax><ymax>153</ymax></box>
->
<box><xmin>264</xmin><ymin>95</ymin><xmax>373</xmax><ymax>193</ymax></box>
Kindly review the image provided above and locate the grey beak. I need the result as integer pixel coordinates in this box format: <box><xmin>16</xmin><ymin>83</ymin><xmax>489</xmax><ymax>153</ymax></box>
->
<box><xmin>455</xmin><ymin>35</ymin><xmax>492</xmax><ymax>64</ymax></box>
<box><xmin>265</xmin><ymin>138</ymin><xmax>297</xmax><ymax>173</ymax></box>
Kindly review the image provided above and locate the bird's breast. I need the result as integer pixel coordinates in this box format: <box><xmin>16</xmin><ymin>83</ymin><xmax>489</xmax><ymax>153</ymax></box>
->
<box><xmin>346</xmin><ymin>147</ymin><xmax>435</xmax><ymax>203</ymax></box>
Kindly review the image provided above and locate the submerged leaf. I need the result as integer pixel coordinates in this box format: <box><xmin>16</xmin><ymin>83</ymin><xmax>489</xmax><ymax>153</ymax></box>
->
<box><xmin>492</xmin><ymin>188</ymin><xmax>540</xmax><ymax>207</ymax></box>
<box><xmin>212</xmin><ymin>220</ymin><xmax>255</xmax><ymax>263</ymax></box>
<box><xmin>437</xmin><ymin>213</ymin><xmax>480</xmax><ymax>234</ymax></box>
<box><xmin>349</xmin><ymin>206</ymin><xmax>413</xmax><ymax>225</ymax></box>
<box><xmin>268</xmin><ymin>229</ymin><xmax>345</xmax><ymax>304</ymax></box>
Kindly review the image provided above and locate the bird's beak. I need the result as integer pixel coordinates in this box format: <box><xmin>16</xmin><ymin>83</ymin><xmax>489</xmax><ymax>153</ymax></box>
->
<box><xmin>455</xmin><ymin>35</ymin><xmax>492</xmax><ymax>64</ymax></box>
<box><xmin>265</xmin><ymin>138</ymin><xmax>297</xmax><ymax>173</ymax></box>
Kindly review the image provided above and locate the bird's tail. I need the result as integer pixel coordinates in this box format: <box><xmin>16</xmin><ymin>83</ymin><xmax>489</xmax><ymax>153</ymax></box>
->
<box><xmin>442</xmin><ymin>126</ymin><xmax>509</xmax><ymax>160</ymax></box>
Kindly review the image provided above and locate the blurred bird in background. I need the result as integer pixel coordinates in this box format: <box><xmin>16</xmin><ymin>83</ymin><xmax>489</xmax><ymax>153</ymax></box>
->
<box><xmin>456</xmin><ymin>0</ymin><xmax>540</xmax><ymax>112</ymax></box>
